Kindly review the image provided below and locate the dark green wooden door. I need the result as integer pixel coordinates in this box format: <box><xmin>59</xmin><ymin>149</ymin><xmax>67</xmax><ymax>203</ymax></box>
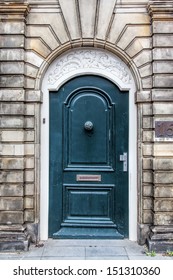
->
<box><xmin>49</xmin><ymin>75</ymin><xmax>129</xmax><ymax>238</ymax></box>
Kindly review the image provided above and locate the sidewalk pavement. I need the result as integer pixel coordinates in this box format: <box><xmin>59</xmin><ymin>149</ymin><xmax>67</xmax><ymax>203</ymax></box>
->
<box><xmin>0</xmin><ymin>239</ymin><xmax>173</xmax><ymax>260</ymax></box>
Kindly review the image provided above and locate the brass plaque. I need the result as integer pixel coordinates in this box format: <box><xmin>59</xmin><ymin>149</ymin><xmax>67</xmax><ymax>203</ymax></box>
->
<box><xmin>76</xmin><ymin>174</ymin><xmax>101</xmax><ymax>182</ymax></box>
<box><xmin>155</xmin><ymin>121</ymin><xmax>173</xmax><ymax>138</ymax></box>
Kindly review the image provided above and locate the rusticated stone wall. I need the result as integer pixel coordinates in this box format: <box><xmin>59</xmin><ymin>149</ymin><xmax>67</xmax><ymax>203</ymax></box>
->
<box><xmin>0</xmin><ymin>0</ymin><xmax>173</xmax><ymax>251</ymax></box>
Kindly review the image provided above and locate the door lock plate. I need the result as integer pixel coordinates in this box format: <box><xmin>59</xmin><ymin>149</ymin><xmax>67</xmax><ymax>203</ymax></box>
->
<box><xmin>120</xmin><ymin>152</ymin><xmax>127</xmax><ymax>172</ymax></box>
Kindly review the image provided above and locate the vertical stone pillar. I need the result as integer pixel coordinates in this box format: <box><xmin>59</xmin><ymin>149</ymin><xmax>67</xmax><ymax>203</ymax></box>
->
<box><xmin>0</xmin><ymin>1</ymin><xmax>30</xmax><ymax>251</ymax></box>
<box><xmin>147</xmin><ymin>0</ymin><xmax>173</xmax><ymax>251</ymax></box>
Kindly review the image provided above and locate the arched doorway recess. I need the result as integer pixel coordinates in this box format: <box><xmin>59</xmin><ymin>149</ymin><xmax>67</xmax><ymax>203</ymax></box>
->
<box><xmin>40</xmin><ymin>48</ymin><xmax>137</xmax><ymax>241</ymax></box>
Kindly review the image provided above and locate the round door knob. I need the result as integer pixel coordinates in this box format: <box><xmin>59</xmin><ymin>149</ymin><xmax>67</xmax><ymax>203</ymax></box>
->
<box><xmin>84</xmin><ymin>121</ymin><xmax>93</xmax><ymax>131</ymax></box>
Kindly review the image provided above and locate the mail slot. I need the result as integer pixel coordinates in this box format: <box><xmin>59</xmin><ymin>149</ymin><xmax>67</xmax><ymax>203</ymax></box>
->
<box><xmin>76</xmin><ymin>175</ymin><xmax>101</xmax><ymax>182</ymax></box>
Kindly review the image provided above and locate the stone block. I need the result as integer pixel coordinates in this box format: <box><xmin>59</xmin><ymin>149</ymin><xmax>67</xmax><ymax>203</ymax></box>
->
<box><xmin>0</xmin><ymin>22</ymin><xmax>24</xmax><ymax>34</ymax></box>
<box><xmin>25</xmin><ymin>144</ymin><xmax>34</xmax><ymax>155</ymax></box>
<box><xmin>133</xmin><ymin>50</ymin><xmax>152</xmax><ymax>67</ymax></box>
<box><xmin>126</xmin><ymin>37</ymin><xmax>152</xmax><ymax>58</ymax></box>
<box><xmin>0</xmin><ymin>198</ymin><xmax>23</xmax><ymax>211</ymax></box>
<box><xmin>153</xmin><ymin>35</ymin><xmax>173</xmax><ymax>47</ymax></box>
<box><xmin>24</xmin><ymin>210</ymin><xmax>35</xmax><ymax>222</ymax></box>
<box><xmin>143</xmin><ymin>131</ymin><xmax>153</xmax><ymax>142</ymax></box>
<box><xmin>155</xmin><ymin>186</ymin><xmax>173</xmax><ymax>198</ymax></box>
<box><xmin>136</xmin><ymin>91</ymin><xmax>151</xmax><ymax>102</ymax></box>
<box><xmin>153</xmin><ymin>103</ymin><xmax>173</xmax><ymax>115</ymax></box>
<box><xmin>153</xmin><ymin>21</ymin><xmax>173</xmax><ymax>34</ymax></box>
<box><xmin>153</xmin><ymin>48</ymin><xmax>173</xmax><ymax>60</ymax></box>
<box><xmin>139</xmin><ymin>64</ymin><xmax>152</xmax><ymax>78</ymax></box>
<box><xmin>25</xmin><ymin>117</ymin><xmax>35</xmax><ymax>129</ymax></box>
<box><xmin>25</xmin><ymin>90</ymin><xmax>41</xmax><ymax>102</ymax></box>
<box><xmin>152</xmin><ymin>89</ymin><xmax>173</xmax><ymax>101</ymax></box>
<box><xmin>25</xmin><ymin>170</ymin><xmax>34</xmax><ymax>182</ymax></box>
<box><xmin>0</xmin><ymin>75</ymin><xmax>24</xmax><ymax>88</ymax></box>
<box><xmin>25</xmin><ymin>65</ymin><xmax>38</xmax><ymax>79</ymax></box>
<box><xmin>0</xmin><ymin>35</ymin><xmax>24</xmax><ymax>48</ymax></box>
<box><xmin>154</xmin><ymin>172</ymin><xmax>173</xmax><ymax>184</ymax></box>
<box><xmin>24</xmin><ymin>184</ymin><xmax>34</xmax><ymax>196</ymax></box>
<box><xmin>143</xmin><ymin>144</ymin><xmax>153</xmax><ymax>156</ymax></box>
<box><xmin>0</xmin><ymin>89</ymin><xmax>24</xmax><ymax>102</ymax></box>
<box><xmin>154</xmin><ymin>199</ymin><xmax>173</xmax><ymax>212</ymax></box>
<box><xmin>154</xmin><ymin>213</ymin><xmax>173</xmax><ymax>226</ymax></box>
<box><xmin>143</xmin><ymin>117</ymin><xmax>153</xmax><ymax>129</ymax></box>
<box><xmin>25</xmin><ymin>51</ymin><xmax>44</xmax><ymax>68</ymax></box>
<box><xmin>143</xmin><ymin>210</ymin><xmax>153</xmax><ymax>224</ymax></box>
<box><xmin>25</xmin><ymin>157</ymin><xmax>34</xmax><ymax>169</ymax></box>
<box><xmin>0</xmin><ymin>171</ymin><xmax>23</xmax><ymax>183</ymax></box>
<box><xmin>0</xmin><ymin>62</ymin><xmax>24</xmax><ymax>74</ymax></box>
<box><xmin>154</xmin><ymin>75</ymin><xmax>173</xmax><ymax>88</ymax></box>
<box><xmin>25</xmin><ymin>77</ymin><xmax>35</xmax><ymax>89</ymax></box>
<box><xmin>59</xmin><ymin>0</ymin><xmax>80</xmax><ymax>40</ymax></box>
<box><xmin>0</xmin><ymin>144</ymin><xmax>24</xmax><ymax>156</ymax></box>
<box><xmin>0</xmin><ymin>211</ymin><xmax>23</xmax><ymax>224</ymax></box>
<box><xmin>25</xmin><ymin>130</ymin><xmax>34</xmax><ymax>142</ymax></box>
<box><xmin>141</xmin><ymin>77</ymin><xmax>152</xmax><ymax>89</ymax></box>
<box><xmin>26</xmin><ymin>38</ymin><xmax>51</xmax><ymax>58</ymax></box>
<box><xmin>1</xmin><ymin>130</ymin><xmax>24</xmax><ymax>142</ymax></box>
<box><xmin>143</xmin><ymin>185</ymin><xmax>153</xmax><ymax>197</ymax></box>
<box><xmin>24</xmin><ymin>197</ymin><xmax>34</xmax><ymax>209</ymax></box>
<box><xmin>0</xmin><ymin>103</ymin><xmax>24</xmax><ymax>115</ymax></box>
<box><xmin>0</xmin><ymin>184</ymin><xmax>23</xmax><ymax>197</ymax></box>
<box><xmin>0</xmin><ymin>158</ymin><xmax>24</xmax><ymax>169</ymax></box>
<box><xmin>25</xmin><ymin>104</ymin><xmax>35</xmax><ymax>116</ymax></box>
<box><xmin>143</xmin><ymin>158</ymin><xmax>153</xmax><ymax>169</ymax></box>
<box><xmin>0</xmin><ymin>117</ymin><xmax>24</xmax><ymax>128</ymax></box>
<box><xmin>154</xmin><ymin>158</ymin><xmax>173</xmax><ymax>170</ymax></box>
<box><xmin>153</xmin><ymin>61</ymin><xmax>173</xmax><ymax>74</ymax></box>
<box><xmin>0</xmin><ymin>49</ymin><xmax>24</xmax><ymax>61</ymax></box>
<box><xmin>142</xmin><ymin>104</ymin><xmax>152</xmax><ymax>115</ymax></box>
<box><xmin>143</xmin><ymin>171</ymin><xmax>153</xmax><ymax>183</ymax></box>
<box><xmin>143</xmin><ymin>198</ymin><xmax>153</xmax><ymax>210</ymax></box>
<box><xmin>154</xmin><ymin>144</ymin><xmax>173</xmax><ymax>157</ymax></box>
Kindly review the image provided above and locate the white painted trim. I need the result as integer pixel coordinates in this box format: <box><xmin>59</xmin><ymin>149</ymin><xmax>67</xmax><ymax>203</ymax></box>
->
<box><xmin>40</xmin><ymin>48</ymin><xmax>137</xmax><ymax>241</ymax></box>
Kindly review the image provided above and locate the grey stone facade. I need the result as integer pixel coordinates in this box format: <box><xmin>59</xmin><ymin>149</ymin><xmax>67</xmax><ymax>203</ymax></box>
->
<box><xmin>0</xmin><ymin>0</ymin><xmax>173</xmax><ymax>251</ymax></box>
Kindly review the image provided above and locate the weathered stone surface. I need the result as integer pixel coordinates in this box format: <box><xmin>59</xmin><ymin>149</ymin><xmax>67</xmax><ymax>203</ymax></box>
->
<box><xmin>155</xmin><ymin>186</ymin><xmax>173</xmax><ymax>198</ymax></box>
<box><xmin>0</xmin><ymin>184</ymin><xmax>23</xmax><ymax>197</ymax></box>
<box><xmin>143</xmin><ymin>158</ymin><xmax>153</xmax><ymax>169</ymax></box>
<box><xmin>153</xmin><ymin>61</ymin><xmax>173</xmax><ymax>74</ymax></box>
<box><xmin>25</xmin><ymin>104</ymin><xmax>35</xmax><ymax>116</ymax></box>
<box><xmin>143</xmin><ymin>171</ymin><xmax>153</xmax><ymax>183</ymax></box>
<box><xmin>24</xmin><ymin>184</ymin><xmax>34</xmax><ymax>196</ymax></box>
<box><xmin>0</xmin><ymin>211</ymin><xmax>23</xmax><ymax>224</ymax></box>
<box><xmin>25</xmin><ymin>117</ymin><xmax>35</xmax><ymax>129</ymax></box>
<box><xmin>0</xmin><ymin>198</ymin><xmax>23</xmax><ymax>211</ymax></box>
<box><xmin>142</xmin><ymin>104</ymin><xmax>152</xmax><ymax>115</ymax></box>
<box><xmin>24</xmin><ymin>197</ymin><xmax>34</xmax><ymax>209</ymax></box>
<box><xmin>0</xmin><ymin>22</ymin><xmax>24</xmax><ymax>34</ymax></box>
<box><xmin>153</xmin><ymin>35</ymin><xmax>173</xmax><ymax>47</ymax></box>
<box><xmin>0</xmin><ymin>75</ymin><xmax>24</xmax><ymax>88</ymax></box>
<box><xmin>25</xmin><ymin>51</ymin><xmax>44</xmax><ymax>67</ymax></box>
<box><xmin>153</xmin><ymin>103</ymin><xmax>173</xmax><ymax>114</ymax></box>
<box><xmin>154</xmin><ymin>158</ymin><xmax>173</xmax><ymax>170</ymax></box>
<box><xmin>153</xmin><ymin>48</ymin><xmax>173</xmax><ymax>60</ymax></box>
<box><xmin>25</xmin><ymin>158</ymin><xmax>34</xmax><ymax>169</ymax></box>
<box><xmin>24</xmin><ymin>210</ymin><xmax>34</xmax><ymax>222</ymax></box>
<box><xmin>153</xmin><ymin>21</ymin><xmax>173</xmax><ymax>34</ymax></box>
<box><xmin>0</xmin><ymin>49</ymin><xmax>24</xmax><ymax>61</ymax></box>
<box><xmin>154</xmin><ymin>75</ymin><xmax>173</xmax><ymax>88</ymax></box>
<box><xmin>143</xmin><ymin>198</ymin><xmax>153</xmax><ymax>210</ymax></box>
<box><xmin>0</xmin><ymin>158</ymin><xmax>24</xmax><ymax>169</ymax></box>
<box><xmin>26</xmin><ymin>38</ymin><xmax>51</xmax><ymax>58</ymax></box>
<box><xmin>143</xmin><ymin>185</ymin><xmax>153</xmax><ymax>197</ymax></box>
<box><xmin>25</xmin><ymin>170</ymin><xmax>34</xmax><ymax>182</ymax></box>
<box><xmin>0</xmin><ymin>35</ymin><xmax>24</xmax><ymax>48</ymax></box>
<box><xmin>133</xmin><ymin>50</ymin><xmax>152</xmax><ymax>67</ymax></box>
<box><xmin>143</xmin><ymin>210</ymin><xmax>153</xmax><ymax>224</ymax></box>
<box><xmin>154</xmin><ymin>213</ymin><xmax>173</xmax><ymax>226</ymax></box>
<box><xmin>155</xmin><ymin>172</ymin><xmax>173</xmax><ymax>184</ymax></box>
<box><xmin>154</xmin><ymin>199</ymin><xmax>173</xmax><ymax>212</ymax></box>
<box><xmin>143</xmin><ymin>117</ymin><xmax>153</xmax><ymax>129</ymax></box>
<box><xmin>0</xmin><ymin>62</ymin><xmax>24</xmax><ymax>74</ymax></box>
<box><xmin>25</xmin><ymin>90</ymin><xmax>41</xmax><ymax>102</ymax></box>
<box><xmin>0</xmin><ymin>89</ymin><xmax>24</xmax><ymax>102</ymax></box>
<box><xmin>0</xmin><ymin>144</ymin><xmax>24</xmax><ymax>156</ymax></box>
<box><xmin>0</xmin><ymin>171</ymin><xmax>23</xmax><ymax>183</ymax></box>
<box><xmin>152</xmin><ymin>89</ymin><xmax>173</xmax><ymax>101</ymax></box>
<box><xmin>143</xmin><ymin>131</ymin><xmax>153</xmax><ymax>142</ymax></box>
<box><xmin>154</xmin><ymin>144</ymin><xmax>173</xmax><ymax>157</ymax></box>
<box><xmin>1</xmin><ymin>130</ymin><xmax>24</xmax><ymax>142</ymax></box>
<box><xmin>0</xmin><ymin>117</ymin><xmax>24</xmax><ymax>128</ymax></box>
<box><xmin>0</xmin><ymin>103</ymin><xmax>24</xmax><ymax>115</ymax></box>
<box><xmin>126</xmin><ymin>38</ymin><xmax>152</xmax><ymax>58</ymax></box>
<box><xmin>25</xmin><ymin>131</ymin><xmax>34</xmax><ymax>142</ymax></box>
<box><xmin>24</xmin><ymin>144</ymin><xmax>35</xmax><ymax>155</ymax></box>
<box><xmin>143</xmin><ymin>144</ymin><xmax>153</xmax><ymax>156</ymax></box>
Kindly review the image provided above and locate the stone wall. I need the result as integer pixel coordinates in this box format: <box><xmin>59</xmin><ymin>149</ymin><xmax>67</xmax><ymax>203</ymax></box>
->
<box><xmin>0</xmin><ymin>0</ymin><xmax>173</xmax><ymax>251</ymax></box>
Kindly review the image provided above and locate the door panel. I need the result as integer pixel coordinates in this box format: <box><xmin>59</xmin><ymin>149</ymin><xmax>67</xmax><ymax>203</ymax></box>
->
<box><xmin>49</xmin><ymin>75</ymin><xmax>129</xmax><ymax>238</ymax></box>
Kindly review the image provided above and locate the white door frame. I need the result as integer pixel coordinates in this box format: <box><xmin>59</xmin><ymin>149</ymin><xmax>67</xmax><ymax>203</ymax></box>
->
<box><xmin>40</xmin><ymin>48</ymin><xmax>137</xmax><ymax>241</ymax></box>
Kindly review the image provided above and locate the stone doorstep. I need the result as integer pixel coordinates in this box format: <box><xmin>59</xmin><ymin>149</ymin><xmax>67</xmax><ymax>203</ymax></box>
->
<box><xmin>147</xmin><ymin>238</ymin><xmax>173</xmax><ymax>253</ymax></box>
<box><xmin>0</xmin><ymin>240</ymin><xmax>29</xmax><ymax>252</ymax></box>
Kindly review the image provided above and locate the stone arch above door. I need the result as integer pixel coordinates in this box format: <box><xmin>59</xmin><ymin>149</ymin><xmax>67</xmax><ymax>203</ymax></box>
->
<box><xmin>40</xmin><ymin>47</ymin><xmax>137</xmax><ymax>241</ymax></box>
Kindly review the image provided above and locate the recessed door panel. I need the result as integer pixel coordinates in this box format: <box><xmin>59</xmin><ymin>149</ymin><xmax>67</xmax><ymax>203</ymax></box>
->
<box><xmin>49</xmin><ymin>75</ymin><xmax>129</xmax><ymax>239</ymax></box>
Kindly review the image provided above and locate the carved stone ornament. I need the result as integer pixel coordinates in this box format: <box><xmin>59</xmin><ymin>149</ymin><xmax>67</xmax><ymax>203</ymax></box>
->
<box><xmin>48</xmin><ymin>49</ymin><xmax>131</xmax><ymax>85</ymax></box>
